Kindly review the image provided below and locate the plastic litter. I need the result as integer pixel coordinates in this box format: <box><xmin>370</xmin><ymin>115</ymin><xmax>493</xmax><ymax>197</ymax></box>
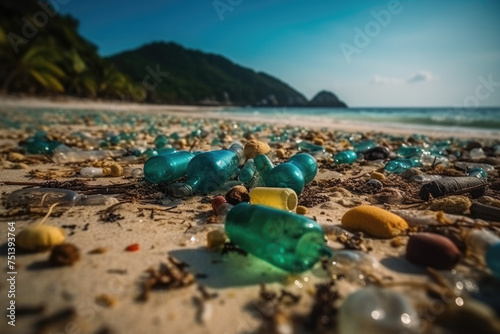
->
<box><xmin>249</xmin><ymin>187</ymin><xmax>298</xmax><ymax>211</ymax></box>
<box><xmin>266</xmin><ymin>153</ymin><xmax>317</xmax><ymax>195</ymax></box>
<box><xmin>338</xmin><ymin>287</ymin><xmax>420</xmax><ymax>334</ymax></box>
<box><xmin>168</xmin><ymin>143</ymin><xmax>245</xmax><ymax>197</ymax></box>
<box><xmin>224</xmin><ymin>203</ymin><xmax>332</xmax><ymax>272</ymax></box>
<box><xmin>419</xmin><ymin>177</ymin><xmax>486</xmax><ymax>200</ymax></box>
<box><xmin>144</xmin><ymin>151</ymin><xmax>195</xmax><ymax>184</ymax></box>
<box><xmin>334</xmin><ymin>150</ymin><xmax>357</xmax><ymax>165</ymax></box>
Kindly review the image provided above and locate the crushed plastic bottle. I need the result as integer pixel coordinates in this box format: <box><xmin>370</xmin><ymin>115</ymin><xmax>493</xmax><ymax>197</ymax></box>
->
<box><xmin>334</xmin><ymin>150</ymin><xmax>357</xmax><ymax>165</ymax></box>
<box><xmin>420</xmin><ymin>153</ymin><xmax>449</xmax><ymax>167</ymax></box>
<box><xmin>321</xmin><ymin>250</ymin><xmax>380</xmax><ymax>282</ymax></box>
<box><xmin>409</xmin><ymin>174</ymin><xmax>446</xmax><ymax>184</ymax></box>
<box><xmin>397</xmin><ymin>146</ymin><xmax>424</xmax><ymax>158</ymax></box>
<box><xmin>168</xmin><ymin>143</ymin><xmax>245</xmax><ymax>197</ymax></box>
<box><xmin>52</xmin><ymin>147</ymin><xmax>127</xmax><ymax>163</ymax></box>
<box><xmin>143</xmin><ymin>151</ymin><xmax>195</xmax><ymax>184</ymax></box>
<box><xmin>454</xmin><ymin>162</ymin><xmax>494</xmax><ymax>174</ymax></box>
<box><xmin>224</xmin><ymin>203</ymin><xmax>332</xmax><ymax>272</ymax></box>
<box><xmin>468</xmin><ymin>167</ymin><xmax>488</xmax><ymax>180</ymax></box>
<box><xmin>385</xmin><ymin>157</ymin><xmax>422</xmax><ymax>174</ymax></box>
<box><xmin>6</xmin><ymin>188</ymin><xmax>115</xmax><ymax>207</ymax></box>
<box><xmin>249</xmin><ymin>187</ymin><xmax>298</xmax><ymax>211</ymax></box>
<box><xmin>266</xmin><ymin>153</ymin><xmax>317</xmax><ymax>195</ymax></box>
<box><xmin>297</xmin><ymin>140</ymin><xmax>325</xmax><ymax>153</ymax></box>
<box><xmin>339</xmin><ymin>287</ymin><xmax>420</xmax><ymax>334</ymax></box>
<box><xmin>24</xmin><ymin>132</ymin><xmax>61</xmax><ymax>154</ymax></box>
<box><xmin>469</xmin><ymin>147</ymin><xmax>486</xmax><ymax>160</ymax></box>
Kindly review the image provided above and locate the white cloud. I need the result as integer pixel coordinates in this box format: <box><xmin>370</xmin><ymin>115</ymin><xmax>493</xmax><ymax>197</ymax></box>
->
<box><xmin>370</xmin><ymin>71</ymin><xmax>436</xmax><ymax>85</ymax></box>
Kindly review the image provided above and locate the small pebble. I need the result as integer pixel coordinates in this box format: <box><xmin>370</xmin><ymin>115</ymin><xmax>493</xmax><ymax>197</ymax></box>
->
<box><xmin>276</xmin><ymin>148</ymin><xmax>286</xmax><ymax>159</ymax></box>
<box><xmin>313</xmin><ymin>138</ymin><xmax>324</xmax><ymax>146</ymax></box>
<box><xmin>373</xmin><ymin>188</ymin><xmax>404</xmax><ymax>204</ymax></box>
<box><xmin>370</xmin><ymin>171</ymin><xmax>386</xmax><ymax>181</ymax></box>
<box><xmin>429</xmin><ymin>196</ymin><xmax>472</xmax><ymax>215</ymax></box>
<box><xmin>95</xmin><ymin>294</ymin><xmax>117</xmax><ymax>308</ymax></box>
<box><xmin>207</xmin><ymin>229</ymin><xmax>227</xmax><ymax>251</ymax></box>
<box><xmin>406</xmin><ymin>233</ymin><xmax>460</xmax><ymax>269</ymax></box>
<box><xmin>49</xmin><ymin>243</ymin><xmax>81</xmax><ymax>266</ymax></box>
<box><xmin>15</xmin><ymin>163</ymin><xmax>29</xmax><ymax>169</ymax></box>
<box><xmin>225</xmin><ymin>185</ymin><xmax>250</xmax><ymax>205</ymax></box>
<box><xmin>341</xmin><ymin>205</ymin><xmax>409</xmax><ymax>238</ymax></box>
<box><xmin>8</xmin><ymin>152</ymin><xmax>25</xmax><ymax>162</ymax></box>
<box><xmin>103</xmin><ymin>164</ymin><xmax>123</xmax><ymax>177</ymax></box>
<box><xmin>243</xmin><ymin>140</ymin><xmax>271</xmax><ymax>159</ymax></box>
<box><xmin>296</xmin><ymin>206</ymin><xmax>308</xmax><ymax>215</ymax></box>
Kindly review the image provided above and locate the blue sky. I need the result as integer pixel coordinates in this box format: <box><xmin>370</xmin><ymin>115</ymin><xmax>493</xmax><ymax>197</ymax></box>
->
<box><xmin>53</xmin><ymin>0</ymin><xmax>500</xmax><ymax>107</ymax></box>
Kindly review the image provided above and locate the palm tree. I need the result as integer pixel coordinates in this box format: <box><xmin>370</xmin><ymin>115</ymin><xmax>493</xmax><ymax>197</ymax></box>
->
<box><xmin>1</xmin><ymin>45</ymin><xmax>66</xmax><ymax>94</ymax></box>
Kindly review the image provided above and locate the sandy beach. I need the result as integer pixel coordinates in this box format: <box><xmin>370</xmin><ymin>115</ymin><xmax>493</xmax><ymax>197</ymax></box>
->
<box><xmin>0</xmin><ymin>97</ymin><xmax>499</xmax><ymax>334</ymax></box>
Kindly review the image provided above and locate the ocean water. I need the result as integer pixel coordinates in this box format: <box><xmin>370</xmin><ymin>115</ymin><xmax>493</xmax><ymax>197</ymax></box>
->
<box><xmin>218</xmin><ymin>107</ymin><xmax>500</xmax><ymax>132</ymax></box>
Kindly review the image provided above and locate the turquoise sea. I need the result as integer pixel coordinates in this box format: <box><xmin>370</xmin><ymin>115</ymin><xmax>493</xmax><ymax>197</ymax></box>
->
<box><xmin>218</xmin><ymin>107</ymin><xmax>500</xmax><ymax>132</ymax></box>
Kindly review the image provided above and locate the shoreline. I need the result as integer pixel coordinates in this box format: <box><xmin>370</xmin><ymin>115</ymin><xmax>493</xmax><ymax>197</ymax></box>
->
<box><xmin>1</xmin><ymin>96</ymin><xmax>499</xmax><ymax>139</ymax></box>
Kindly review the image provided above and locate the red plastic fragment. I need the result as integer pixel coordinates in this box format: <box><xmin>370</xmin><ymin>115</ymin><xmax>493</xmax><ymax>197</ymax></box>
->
<box><xmin>125</xmin><ymin>243</ymin><xmax>140</xmax><ymax>252</ymax></box>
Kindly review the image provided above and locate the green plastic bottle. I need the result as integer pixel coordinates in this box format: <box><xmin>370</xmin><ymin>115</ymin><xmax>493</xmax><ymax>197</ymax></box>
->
<box><xmin>225</xmin><ymin>203</ymin><xmax>331</xmax><ymax>272</ymax></box>
<box><xmin>238</xmin><ymin>159</ymin><xmax>256</xmax><ymax>184</ymax></box>
<box><xmin>266</xmin><ymin>153</ymin><xmax>317</xmax><ymax>195</ymax></box>
<box><xmin>168</xmin><ymin>143</ymin><xmax>245</xmax><ymax>197</ymax></box>
<box><xmin>334</xmin><ymin>150</ymin><xmax>357</xmax><ymax>165</ymax></box>
<box><xmin>143</xmin><ymin>151</ymin><xmax>194</xmax><ymax>184</ymax></box>
<box><xmin>254</xmin><ymin>154</ymin><xmax>274</xmax><ymax>181</ymax></box>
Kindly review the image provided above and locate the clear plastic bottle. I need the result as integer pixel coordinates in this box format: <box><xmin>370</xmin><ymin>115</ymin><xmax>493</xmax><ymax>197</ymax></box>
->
<box><xmin>224</xmin><ymin>203</ymin><xmax>332</xmax><ymax>272</ymax></box>
<box><xmin>339</xmin><ymin>287</ymin><xmax>420</xmax><ymax>334</ymax></box>
<box><xmin>52</xmin><ymin>148</ymin><xmax>127</xmax><ymax>163</ymax></box>
<box><xmin>420</xmin><ymin>153</ymin><xmax>449</xmax><ymax>167</ymax></box>
<box><xmin>168</xmin><ymin>143</ymin><xmax>245</xmax><ymax>197</ymax></box>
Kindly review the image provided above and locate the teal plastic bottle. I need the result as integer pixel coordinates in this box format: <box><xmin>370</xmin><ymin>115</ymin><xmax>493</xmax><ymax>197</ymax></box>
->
<box><xmin>385</xmin><ymin>157</ymin><xmax>422</xmax><ymax>173</ymax></box>
<box><xmin>144</xmin><ymin>151</ymin><xmax>194</xmax><ymax>184</ymax></box>
<box><xmin>334</xmin><ymin>150</ymin><xmax>357</xmax><ymax>165</ymax></box>
<box><xmin>238</xmin><ymin>159</ymin><xmax>256</xmax><ymax>184</ymax></box>
<box><xmin>297</xmin><ymin>141</ymin><xmax>325</xmax><ymax>153</ymax></box>
<box><xmin>168</xmin><ymin>143</ymin><xmax>245</xmax><ymax>197</ymax></box>
<box><xmin>266</xmin><ymin>153</ymin><xmax>317</xmax><ymax>195</ymax></box>
<box><xmin>397</xmin><ymin>146</ymin><xmax>424</xmax><ymax>158</ymax></box>
<box><xmin>353</xmin><ymin>140</ymin><xmax>377</xmax><ymax>153</ymax></box>
<box><xmin>225</xmin><ymin>203</ymin><xmax>332</xmax><ymax>272</ymax></box>
<box><xmin>254</xmin><ymin>154</ymin><xmax>274</xmax><ymax>181</ymax></box>
<box><xmin>25</xmin><ymin>134</ymin><xmax>61</xmax><ymax>154</ymax></box>
<box><xmin>468</xmin><ymin>167</ymin><xmax>487</xmax><ymax>180</ymax></box>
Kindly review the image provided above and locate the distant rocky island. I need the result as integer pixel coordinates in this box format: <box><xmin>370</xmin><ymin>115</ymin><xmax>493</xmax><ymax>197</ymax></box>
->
<box><xmin>109</xmin><ymin>42</ymin><xmax>347</xmax><ymax>107</ymax></box>
<box><xmin>0</xmin><ymin>0</ymin><xmax>347</xmax><ymax>107</ymax></box>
